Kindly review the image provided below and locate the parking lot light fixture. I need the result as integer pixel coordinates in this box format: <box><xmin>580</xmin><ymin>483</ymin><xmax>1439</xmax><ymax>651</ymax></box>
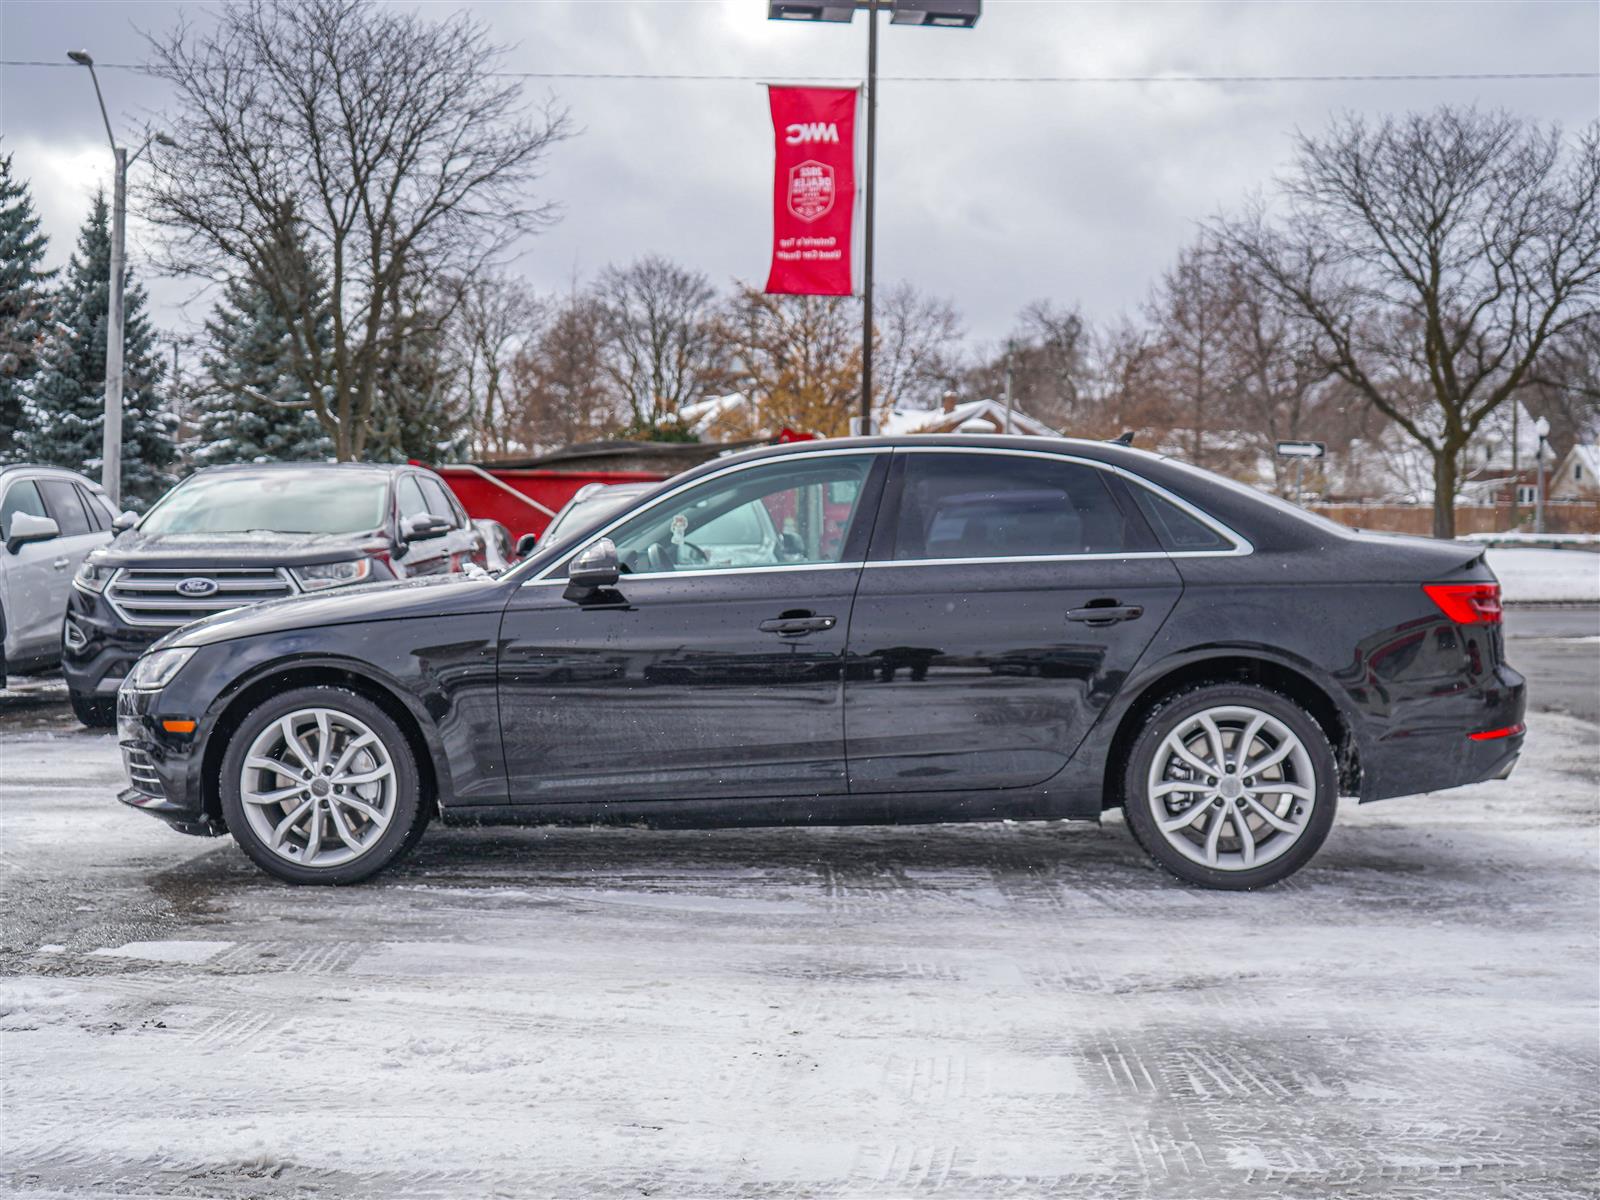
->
<box><xmin>767</xmin><ymin>0</ymin><xmax>981</xmax><ymax>437</ymax></box>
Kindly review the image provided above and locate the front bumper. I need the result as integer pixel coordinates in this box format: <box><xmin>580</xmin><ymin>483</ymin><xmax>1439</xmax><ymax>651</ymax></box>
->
<box><xmin>116</xmin><ymin>686</ymin><xmax>224</xmax><ymax>837</ymax></box>
<box><xmin>63</xmin><ymin>586</ymin><xmax>162</xmax><ymax>696</ymax></box>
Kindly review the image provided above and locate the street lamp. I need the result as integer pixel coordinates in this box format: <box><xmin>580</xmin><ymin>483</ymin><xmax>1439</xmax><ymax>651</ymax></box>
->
<box><xmin>768</xmin><ymin>0</ymin><xmax>981</xmax><ymax>436</ymax></box>
<box><xmin>65</xmin><ymin>50</ymin><xmax>171</xmax><ymax>509</ymax></box>
<box><xmin>1534</xmin><ymin>415</ymin><xmax>1551</xmax><ymax>535</ymax></box>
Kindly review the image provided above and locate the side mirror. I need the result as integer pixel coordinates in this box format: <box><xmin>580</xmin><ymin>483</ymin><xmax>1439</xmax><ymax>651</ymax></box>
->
<box><xmin>568</xmin><ymin>537</ymin><xmax>620</xmax><ymax>589</ymax></box>
<box><xmin>401</xmin><ymin>513</ymin><xmax>451</xmax><ymax>542</ymax></box>
<box><xmin>111</xmin><ymin>510</ymin><xmax>139</xmax><ymax>533</ymax></box>
<box><xmin>6</xmin><ymin>512</ymin><xmax>60</xmax><ymax>554</ymax></box>
<box><xmin>515</xmin><ymin>532</ymin><xmax>540</xmax><ymax>559</ymax></box>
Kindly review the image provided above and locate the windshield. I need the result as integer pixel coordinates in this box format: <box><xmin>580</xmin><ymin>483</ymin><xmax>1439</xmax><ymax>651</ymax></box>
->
<box><xmin>139</xmin><ymin>471</ymin><xmax>391</xmax><ymax>536</ymax></box>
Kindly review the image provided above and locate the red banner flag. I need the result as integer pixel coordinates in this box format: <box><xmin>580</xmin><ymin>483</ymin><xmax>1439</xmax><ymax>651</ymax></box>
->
<box><xmin>764</xmin><ymin>86</ymin><xmax>857</xmax><ymax>297</ymax></box>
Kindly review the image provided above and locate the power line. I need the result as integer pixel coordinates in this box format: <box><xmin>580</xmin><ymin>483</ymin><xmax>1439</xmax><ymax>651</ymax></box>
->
<box><xmin>2</xmin><ymin>59</ymin><xmax>1595</xmax><ymax>84</ymax></box>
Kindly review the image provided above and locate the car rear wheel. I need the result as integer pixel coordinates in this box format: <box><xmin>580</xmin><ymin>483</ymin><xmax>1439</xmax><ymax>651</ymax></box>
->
<box><xmin>219</xmin><ymin>686</ymin><xmax>429</xmax><ymax>885</ymax></box>
<box><xmin>69</xmin><ymin>689</ymin><xmax>117</xmax><ymax>729</ymax></box>
<box><xmin>1122</xmin><ymin>683</ymin><xmax>1337</xmax><ymax>890</ymax></box>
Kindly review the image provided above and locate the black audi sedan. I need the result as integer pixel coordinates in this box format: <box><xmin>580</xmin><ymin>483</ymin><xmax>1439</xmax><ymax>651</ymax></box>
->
<box><xmin>113</xmin><ymin>436</ymin><xmax>1525</xmax><ymax>889</ymax></box>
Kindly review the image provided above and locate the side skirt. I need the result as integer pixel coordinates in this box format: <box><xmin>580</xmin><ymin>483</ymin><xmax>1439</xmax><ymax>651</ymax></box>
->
<box><xmin>440</xmin><ymin>786</ymin><xmax>1103</xmax><ymax>829</ymax></box>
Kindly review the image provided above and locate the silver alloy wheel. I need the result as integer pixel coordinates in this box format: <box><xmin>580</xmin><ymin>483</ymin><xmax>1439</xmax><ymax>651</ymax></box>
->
<box><xmin>238</xmin><ymin>707</ymin><xmax>396</xmax><ymax>869</ymax></box>
<box><xmin>1145</xmin><ymin>704</ymin><xmax>1317</xmax><ymax>872</ymax></box>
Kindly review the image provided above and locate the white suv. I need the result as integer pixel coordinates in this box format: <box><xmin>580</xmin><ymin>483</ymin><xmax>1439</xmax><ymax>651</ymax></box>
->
<box><xmin>1</xmin><ymin>465</ymin><xmax>117</xmax><ymax>683</ymax></box>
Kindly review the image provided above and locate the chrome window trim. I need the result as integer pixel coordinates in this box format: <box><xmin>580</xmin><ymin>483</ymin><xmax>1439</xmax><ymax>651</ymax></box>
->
<box><xmin>519</xmin><ymin>442</ymin><xmax>1251</xmax><ymax>587</ymax></box>
<box><xmin>521</xmin><ymin>447</ymin><xmax>889</xmax><ymax>586</ymax></box>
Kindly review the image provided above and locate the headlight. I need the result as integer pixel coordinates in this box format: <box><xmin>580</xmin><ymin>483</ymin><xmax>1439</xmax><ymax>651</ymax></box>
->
<box><xmin>126</xmin><ymin>647</ymin><xmax>196</xmax><ymax>693</ymax></box>
<box><xmin>74</xmin><ymin>558</ymin><xmax>115</xmax><ymax>593</ymax></box>
<box><xmin>290</xmin><ymin>559</ymin><xmax>373</xmax><ymax>592</ymax></box>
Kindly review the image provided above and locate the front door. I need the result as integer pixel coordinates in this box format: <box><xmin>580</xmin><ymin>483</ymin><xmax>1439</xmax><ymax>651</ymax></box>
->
<box><xmin>844</xmin><ymin>449</ymin><xmax>1184</xmax><ymax>793</ymax></box>
<box><xmin>498</xmin><ymin>451</ymin><xmax>886</xmax><ymax>804</ymax></box>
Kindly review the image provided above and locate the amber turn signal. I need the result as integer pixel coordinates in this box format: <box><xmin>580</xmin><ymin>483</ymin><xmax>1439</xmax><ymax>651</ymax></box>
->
<box><xmin>161</xmin><ymin>719</ymin><xmax>197</xmax><ymax>734</ymax></box>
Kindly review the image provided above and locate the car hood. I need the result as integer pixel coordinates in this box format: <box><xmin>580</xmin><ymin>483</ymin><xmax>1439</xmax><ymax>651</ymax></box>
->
<box><xmin>96</xmin><ymin>528</ymin><xmax>388</xmax><ymax>569</ymax></box>
<box><xmin>158</xmin><ymin>574</ymin><xmax>513</xmax><ymax>649</ymax></box>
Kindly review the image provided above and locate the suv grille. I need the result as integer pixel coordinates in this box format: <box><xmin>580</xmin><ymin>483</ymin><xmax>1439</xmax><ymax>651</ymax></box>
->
<box><xmin>122</xmin><ymin>745</ymin><xmax>165</xmax><ymax>798</ymax></box>
<box><xmin>106</xmin><ymin>567</ymin><xmax>297</xmax><ymax>627</ymax></box>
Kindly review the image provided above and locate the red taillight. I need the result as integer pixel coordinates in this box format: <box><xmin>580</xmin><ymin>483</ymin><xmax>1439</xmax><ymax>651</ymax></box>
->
<box><xmin>1424</xmin><ymin>582</ymin><xmax>1502</xmax><ymax>626</ymax></box>
<box><xmin>1469</xmin><ymin>723</ymin><xmax>1524</xmax><ymax>742</ymax></box>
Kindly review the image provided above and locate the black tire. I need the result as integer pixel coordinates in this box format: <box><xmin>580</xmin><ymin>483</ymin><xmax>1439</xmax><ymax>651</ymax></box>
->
<box><xmin>1121</xmin><ymin>682</ymin><xmax>1337</xmax><ymax>890</ymax></box>
<box><xmin>219</xmin><ymin>685</ymin><xmax>430</xmax><ymax>885</ymax></box>
<box><xmin>69</xmin><ymin>689</ymin><xmax>117</xmax><ymax>728</ymax></box>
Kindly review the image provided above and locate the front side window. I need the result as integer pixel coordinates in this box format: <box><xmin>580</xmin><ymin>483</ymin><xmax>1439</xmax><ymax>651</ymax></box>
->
<box><xmin>417</xmin><ymin>476</ymin><xmax>462</xmax><ymax>527</ymax></box>
<box><xmin>892</xmin><ymin>453</ymin><xmax>1140</xmax><ymax>560</ymax></box>
<box><xmin>395</xmin><ymin>476</ymin><xmax>431</xmax><ymax>522</ymax></box>
<box><xmin>598</xmin><ymin>455</ymin><xmax>875</xmax><ymax>575</ymax></box>
<box><xmin>0</xmin><ymin>480</ymin><xmax>48</xmax><ymax>539</ymax></box>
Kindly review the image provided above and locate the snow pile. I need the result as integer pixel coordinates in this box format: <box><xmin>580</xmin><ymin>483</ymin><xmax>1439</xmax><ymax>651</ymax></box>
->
<box><xmin>1484</xmin><ymin>547</ymin><xmax>1600</xmax><ymax>603</ymax></box>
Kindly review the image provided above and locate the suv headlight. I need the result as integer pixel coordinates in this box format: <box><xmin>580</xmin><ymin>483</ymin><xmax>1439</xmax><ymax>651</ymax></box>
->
<box><xmin>290</xmin><ymin>559</ymin><xmax>373</xmax><ymax>592</ymax></box>
<box><xmin>126</xmin><ymin>647</ymin><xmax>196</xmax><ymax>693</ymax></box>
<box><xmin>74</xmin><ymin>558</ymin><xmax>115</xmax><ymax>593</ymax></box>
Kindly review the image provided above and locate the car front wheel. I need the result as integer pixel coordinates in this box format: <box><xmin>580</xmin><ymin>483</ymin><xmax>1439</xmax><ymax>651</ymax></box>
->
<box><xmin>1121</xmin><ymin>683</ymin><xmax>1337</xmax><ymax>890</ymax></box>
<box><xmin>219</xmin><ymin>686</ymin><xmax>429</xmax><ymax>885</ymax></box>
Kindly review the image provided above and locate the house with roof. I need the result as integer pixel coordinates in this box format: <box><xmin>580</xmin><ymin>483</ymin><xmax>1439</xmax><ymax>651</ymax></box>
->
<box><xmin>880</xmin><ymin>395</ymin><xmax>1058</xmax><ymax>438</ymax></box>
<box><xmin>1550</xmin><ymin>443</ymin><xmax>1600</xmax><ymax>500</ymax></box>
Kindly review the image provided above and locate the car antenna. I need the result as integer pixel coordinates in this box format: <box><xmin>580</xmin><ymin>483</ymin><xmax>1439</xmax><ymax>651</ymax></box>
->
<box><xmin>1109</xmin><ymin>431</ymin><xmax>1135</xmax><ymax>446</ymax></box>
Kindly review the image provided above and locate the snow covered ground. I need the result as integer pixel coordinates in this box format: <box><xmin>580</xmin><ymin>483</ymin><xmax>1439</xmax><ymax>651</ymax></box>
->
<box><xmin>1485</xmin><ymin>546</ymin><xmax>1600</xmax><ymax>604</ymax></box>
<box><xmin>2</xmin><ymin>614</ymin><xmax>1597</xmax><ymax>1198</ymax></box>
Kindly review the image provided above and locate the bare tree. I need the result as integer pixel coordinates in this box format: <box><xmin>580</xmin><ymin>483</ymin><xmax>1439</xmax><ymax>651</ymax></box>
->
<box><xmin>1142</xmin><ymin>240</ymin><xmax>1238</xmax><ymax>468</ymax></box>
<box><xmin>719</xmin><ymin>286</ymin><xmax>859</xmax><ymax>437</ymax></box>
<box><xmin>449</xmin><ymin>275</ymin><xmax>542</xmax><ymax>459</ymax></box>
<box><xmin>143</xmin><ymin>0</ymin><xmax>571</xmax><ymax>460</ymax></box>
<box><xmin>594</xmin><ymin>256</ymin><xmax>723</xmax><ymax>436</ymax></box>
<box><xmin>507</xmin><ymin>291</ymin><xmax>619</xmax><ymax>452</ymax></box>
<box><xmin>1216</xmin><ymin>108</ymin><xmax>1600</xmax><ymax>537</ymax></box>
<box><xmin>874</xmin><ymin>282</ymin><xmax>963</xmax><ymax>415</ymax></box>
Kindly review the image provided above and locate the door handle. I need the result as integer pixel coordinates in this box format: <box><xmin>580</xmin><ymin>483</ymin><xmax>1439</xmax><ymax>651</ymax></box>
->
<box><xmin>759</xmin><ymin>614</ymin><xmax>837</xmax><ymax>637</ymax></box>
<box><xmin>1066</xmin><ymin>604</ymin><xmax>1143</xmax><ymax>626</ymax></box>
<box><xmin>52</xmin><ymin>557</ymin><xmax>70</xmax><ymax>570</ymax></box>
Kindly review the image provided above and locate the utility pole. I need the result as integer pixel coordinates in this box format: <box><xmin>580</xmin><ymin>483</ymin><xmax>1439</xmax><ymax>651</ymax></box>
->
<box><xmin>860</xmin><ymin>0</ymin><xmax>879</xmax><ymax>436</ymax></box>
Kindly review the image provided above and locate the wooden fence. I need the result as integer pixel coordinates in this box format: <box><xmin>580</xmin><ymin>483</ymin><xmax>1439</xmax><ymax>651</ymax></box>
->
<box><xmin>1310</xmin><ymin>502</ymin><xmax>1600</xmax><ymax>537</ymax></box>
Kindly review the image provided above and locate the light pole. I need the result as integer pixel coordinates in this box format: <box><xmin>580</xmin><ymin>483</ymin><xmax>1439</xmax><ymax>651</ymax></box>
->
<box><xmin>768</xmin><ymin>1</ymin><xmax>981</xmax><ymax>436</ymax></box>
<box><xmin>65</xmin><ymin>50</ymin><xmax>172</xmax><ymax>509</ymax></box>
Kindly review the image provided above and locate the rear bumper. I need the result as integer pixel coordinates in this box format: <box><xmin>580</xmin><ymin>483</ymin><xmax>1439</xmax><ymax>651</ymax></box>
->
<box><xmin>1359</xmin><ymin>664</ymin><xmax>1527</xmax><ymax>802</ymax></box>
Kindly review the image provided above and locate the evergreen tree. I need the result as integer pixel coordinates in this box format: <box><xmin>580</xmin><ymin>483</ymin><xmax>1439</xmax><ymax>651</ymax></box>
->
<box><xmin>0</xmin><ymin>148</ymin><xmax>54</xmax><ymax>455</ymax></box>
<box><xmin>194</xmin><ymin>253</ymin><xmax>334</xmax><ymax>465</ymax></box>
<box><xmin>364</xmin><ymin>295</ymin><xmax>470</xmax><ymax>463</ymax></box>
<box><xmin>15</xmin><ymin>192</ymin><xmax>176</xmax><ymax>504</ymax></box>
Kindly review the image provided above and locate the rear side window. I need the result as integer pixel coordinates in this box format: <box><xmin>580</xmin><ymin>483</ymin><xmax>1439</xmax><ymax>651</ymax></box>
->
<box><xmin>892</xmin><ymin>453</ymin><xmax>1139</xmax><ymax>560</ymax></box>
<box><xmin>38</xmin><ymin>479</ymin><xmax>93</xmax><ymax>536</ymax></box>
<box><xmin>1126</xmin><ymin>483</ymin><xmax>1233</xmax><ymax>552</ymax></box>
<box><xmin>76</xmin><ymin>485</ymin><xmax>113</xmax><ymax>531</ymax></box>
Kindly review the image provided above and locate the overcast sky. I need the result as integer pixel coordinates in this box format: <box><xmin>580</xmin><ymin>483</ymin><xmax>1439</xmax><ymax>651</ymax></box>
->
<box><xmin>2</xmin><ymin>0</ymin><xmax>1597</xmax><ymax>353</ymax></box>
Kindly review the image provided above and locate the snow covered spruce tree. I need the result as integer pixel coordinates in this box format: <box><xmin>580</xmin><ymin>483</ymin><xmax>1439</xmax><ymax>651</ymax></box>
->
<box><xmin>0</xmin><ymin>148</ymin><xmax>53</xmax><ymax>455</ymax></box>
<box><xmin>194</xmin><ymin>266</ymin><xmax>334</xmax><ymax>466</ymax></box>
<box><xmin>15</xmin><ymin>192</ymin><xmax>176</xmax><ymax>504</ymax></box>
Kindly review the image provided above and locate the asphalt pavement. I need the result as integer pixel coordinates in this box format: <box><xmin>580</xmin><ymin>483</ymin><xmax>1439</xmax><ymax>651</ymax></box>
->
<box><xmin>1</xmin><ymin>610</ymin><xmax>1596</xmax><ymax>1198</ymax></box>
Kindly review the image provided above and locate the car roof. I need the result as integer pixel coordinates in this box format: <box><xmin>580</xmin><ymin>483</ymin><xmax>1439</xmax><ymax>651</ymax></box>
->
<box><xmin>190</xmin><ymin>461</ymin><xmax>403</xmax><ymax>476</ymax></box>
<box><xmin>0</xmin><ymin>463</ymin><xmax>110</xmax><ymax>491</ymax></box>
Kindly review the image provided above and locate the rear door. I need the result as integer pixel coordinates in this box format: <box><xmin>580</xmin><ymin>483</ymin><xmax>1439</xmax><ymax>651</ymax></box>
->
<box><xmin>844</xmin><ymin>448</ymin><xmax>1185</xmax><ymax>793</ymax></box>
